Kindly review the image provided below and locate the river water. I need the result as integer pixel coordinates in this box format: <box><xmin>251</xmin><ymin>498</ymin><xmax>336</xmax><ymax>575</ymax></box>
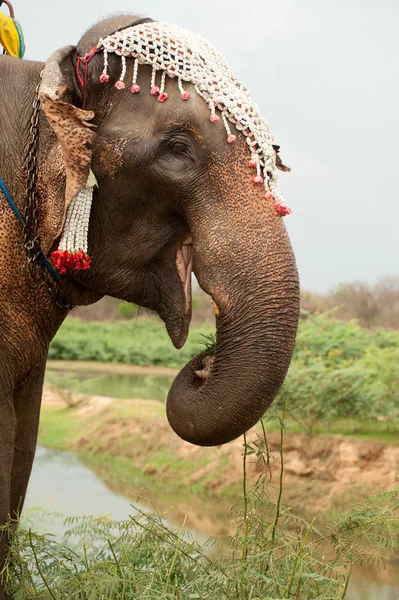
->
<box><xmin>44</xmin><ymin>367</ymin><xmax>173</xmax><ymax>402</ymax></box>
<box><xmin>34</xmin><ymin>368</ymin><xmax>399</xmax><ymax>599</ymax></box>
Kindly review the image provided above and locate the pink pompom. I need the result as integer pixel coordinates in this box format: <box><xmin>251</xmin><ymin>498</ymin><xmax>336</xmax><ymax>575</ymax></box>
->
<box><xmin>227</xmin><ymin>135</ymin><xmax>236</xmax><ymax>143</ymax></box>
<box><xmin>265</xmin><ymin>190</ymin><xmax>274</xmax><ymax>199</ymax></box>
<box><xmin>99</xmin><ymin>73</ymin><xmax>109</xmax><ymax>83</ymax></box>
<box><xmin>253</xmin><ymin>175</ymin><xmax>263</xmax><ymax>184</ymax></box>
<box><xmin>131</xmin><ymin>84</ymin><xmax>140</xmax><ymax>93</ymax></box>
<box><xmin>210</xmin><ymin>114</ymin><xmax>219</xmax><ymax>123</ymax></box>
<box><xmin>115</xmin><ymin>81</ymin><xmax>125</xmax><ymax>90</ymax></box>
<box><xmin>158</xmin><ymin>92</ymin><xmax>168</xmax><ymax>102</ymax></box>
<box><xmin>248</xmin><ymin>159</ymin><xmax>258</xmax><ymax>168</ymax></box>
<box><xmin>181</xmin><ymin>92</ymin><xmax>190</xmax><ymax>100</ymax></box>
<box><xmin>150</xmin><ymin>86</ymin><xmax>160</xmax><ymax>96</ymax></box>
<box><xmin>275</xmin><ymin>201</ymin><xmax>292</xmax><ymax>216</ymax></box>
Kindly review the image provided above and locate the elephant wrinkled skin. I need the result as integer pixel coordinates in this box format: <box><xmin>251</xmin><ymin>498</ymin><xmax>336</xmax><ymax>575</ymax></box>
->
<box><xmin>0</xmin><ymin>14</ymin><xmax>299</xmax><ymax>596</ymax></box>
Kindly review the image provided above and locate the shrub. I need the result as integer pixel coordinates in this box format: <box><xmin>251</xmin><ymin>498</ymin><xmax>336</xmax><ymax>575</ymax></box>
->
<box><xmin>281</xmin><ymin>313</ymin><xmax>399</xmax><ymax>434</ymax></box>
<box><xmin>48</xmin><ymin>318</ymin><xmax>214</xmax><ymax>368</ymax></box>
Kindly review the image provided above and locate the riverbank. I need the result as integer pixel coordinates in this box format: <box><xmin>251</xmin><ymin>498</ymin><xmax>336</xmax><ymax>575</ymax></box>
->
<box><xmin>47</xmin><ymin>359</ymin><xmax>180</xmax><ymax>376</ymax></box>
<box><xmin>39</xmin><ymin>387</ymin><xmax>399</xmax><ymax>531</ymax></box>
<box><xmin>47</xmin><ymin>313</ymin><xmax>399</xmax><ymax>440</ymax></box>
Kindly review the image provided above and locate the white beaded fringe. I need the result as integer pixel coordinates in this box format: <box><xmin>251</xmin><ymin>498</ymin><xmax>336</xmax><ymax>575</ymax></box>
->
<box><xmin>58</xmin><ymin>170</ymin><xmax>97</xmax><ymax>254</ymax></box>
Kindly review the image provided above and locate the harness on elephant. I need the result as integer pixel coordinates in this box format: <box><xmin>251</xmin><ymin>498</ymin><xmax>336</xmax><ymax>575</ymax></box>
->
<box><xmin>0</xmin><ymin>17</ymin><xmax>154</xmax><ymax>310</ymax></box>
<box><xmin>0</xmin><ymin>1</ymin><xmax>73</xmax><ymax>309</ymax></box>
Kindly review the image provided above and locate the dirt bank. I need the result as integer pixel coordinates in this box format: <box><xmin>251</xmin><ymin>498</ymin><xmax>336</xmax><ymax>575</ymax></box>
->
<box><xmin>46</xmin><ymin>360</ymin><xmax>180</xmax><ymax>377</ymax></box>
<box><xmin>40</xmin><ymin>387</ymin><xmax>399</xmax><ymax>526</ymax></box>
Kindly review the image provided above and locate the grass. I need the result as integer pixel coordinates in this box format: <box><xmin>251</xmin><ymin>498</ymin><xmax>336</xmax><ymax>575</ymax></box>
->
<box><xmin>4</xmin><ymin>408</ymin><xmax>399</xmax><ymax>599</ymax></box>
<box><xmin>265</xmin><ymin>415</ymin><xmax>399</xmax><ymax>444</ymax></box>
<box><xmin>38</xmin><ymin>406</ymin><xmax>76</xmax><ymax>449</ymax></box>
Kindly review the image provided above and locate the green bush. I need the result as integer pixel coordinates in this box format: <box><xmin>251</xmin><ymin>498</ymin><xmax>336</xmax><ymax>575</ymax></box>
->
<box><xmin>49</xmin><ymin>317</ymin><xmax>214</xmax><ymax>367</ymax></box>
<box><xmin>294</xmin><ymin>311</ymin><xmax>397</xmax><ymax>364</ymax></box>
<box><xmin>273</xmin><ymin>313</ymin><xmax>399</xmax><ymax>434</ymax></box>
<box><xmin>118</xmin><ymin>302</ymin><xmax>139</xmax><ymax>319</ymax></box>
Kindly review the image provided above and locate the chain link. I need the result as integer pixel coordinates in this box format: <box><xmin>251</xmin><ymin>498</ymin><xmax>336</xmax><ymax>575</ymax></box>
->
<box><xmin>23</xmin><ymin>81</ymin><xmax>42</xmax><ymax>264</ymax></box>
<box><xmin>23</xmin><ymin>74</ymin><xmax>74</xmax><ymax>311</ymax></box>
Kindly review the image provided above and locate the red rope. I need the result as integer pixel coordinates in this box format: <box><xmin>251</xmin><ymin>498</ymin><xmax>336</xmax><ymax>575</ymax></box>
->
<box><xmin>1</xmin><ymin>0</ymin><xmax>15</xmax><ymax>18</ymax></box>
<box><xmin>75</xmin><ymin>45</ymin><xmax>98</xmax><ymax>109</ymax></box>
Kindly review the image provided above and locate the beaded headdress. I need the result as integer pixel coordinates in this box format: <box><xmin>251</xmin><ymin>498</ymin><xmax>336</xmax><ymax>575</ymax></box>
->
<box><xmin>52</xmin><ymin>21</ymin><xmax>292</xmax><ymax>274</ymax></box>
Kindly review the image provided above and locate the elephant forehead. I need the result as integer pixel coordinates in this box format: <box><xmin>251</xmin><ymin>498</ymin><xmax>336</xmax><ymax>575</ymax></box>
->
<box><xmin>79</xmin><ymin>20</ymin><xmax>291</xmax><ymax>216</ymax></box>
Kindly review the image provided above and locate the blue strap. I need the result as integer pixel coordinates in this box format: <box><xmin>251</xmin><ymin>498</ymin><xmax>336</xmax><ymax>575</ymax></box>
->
<box><xmin>0</xmin><ymin>177</ymin><xmax>61</xmax><ymax>284</ymax></box>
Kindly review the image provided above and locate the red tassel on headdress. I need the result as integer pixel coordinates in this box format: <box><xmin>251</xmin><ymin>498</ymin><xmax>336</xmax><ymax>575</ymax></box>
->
<box><xmin>51</xmin><ymin>250</ymin><xmax>92</xmax><ymax>274</ymax></box>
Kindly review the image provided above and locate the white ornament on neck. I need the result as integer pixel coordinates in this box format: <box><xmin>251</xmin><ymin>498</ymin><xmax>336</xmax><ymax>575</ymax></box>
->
<box><xmin>51</xmin><ymin>170</ymin><xmax>97</xmax><ymax>273</ymax></box>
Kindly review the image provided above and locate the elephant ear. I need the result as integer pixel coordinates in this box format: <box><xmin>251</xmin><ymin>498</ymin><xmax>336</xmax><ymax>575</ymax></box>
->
<box><xmin>39</xmin><ymin>45</ymin><xmax>97</xmax><ymax>251</ymax></box>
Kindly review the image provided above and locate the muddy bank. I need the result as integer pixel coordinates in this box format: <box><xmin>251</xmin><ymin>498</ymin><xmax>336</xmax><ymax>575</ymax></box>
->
<box><xmin>47</xmin><ymin>360</ymin><xmax>179</xmax><ymax>377</ymax></box>
<box><xmin>40</xmin><ymin>387</ymin><xmax>399</xmax><ymax>526</ymax></box>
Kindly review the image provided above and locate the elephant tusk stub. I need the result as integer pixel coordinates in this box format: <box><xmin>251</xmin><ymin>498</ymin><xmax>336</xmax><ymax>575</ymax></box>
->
<box><xmin>176</xmin><ymin>237</ymin><xmax>193</xmax><ymax>316</ymax></box>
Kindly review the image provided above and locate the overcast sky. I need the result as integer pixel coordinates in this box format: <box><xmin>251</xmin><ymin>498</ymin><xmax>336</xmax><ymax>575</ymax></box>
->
<box><xmin>9</xmin><ymin>0</ymin><xmax>399</xmax><ymax>291</ymax></box>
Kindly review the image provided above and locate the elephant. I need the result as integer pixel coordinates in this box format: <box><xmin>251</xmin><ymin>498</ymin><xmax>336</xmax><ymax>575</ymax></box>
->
<box><xmin>0</xmin><ymin>13</ymin><xmax>299</xmax><ymax>596</ymax></box>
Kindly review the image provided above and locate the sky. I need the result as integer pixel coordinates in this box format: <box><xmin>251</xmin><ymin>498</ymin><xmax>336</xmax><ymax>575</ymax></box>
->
<box><xmin>6</xmin><ymin>0</ymin><xmax>399</xmax><ymax>291</ymax></box>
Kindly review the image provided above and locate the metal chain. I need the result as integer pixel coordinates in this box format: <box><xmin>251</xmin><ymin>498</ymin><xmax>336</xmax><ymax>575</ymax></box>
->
<box><xmin>23</xmin><ymin>75</ymin><xmax>74</xmax><ymax>311</ymax></box>
<box><xmin>23</xmin><ymin>78</ymin><xmax>42</xmax><ymax>265</ymax></box>
<box><xmin>36</xmin><ymin>256</ymin><xmax>75</xmax><ymax>311</ymax></box>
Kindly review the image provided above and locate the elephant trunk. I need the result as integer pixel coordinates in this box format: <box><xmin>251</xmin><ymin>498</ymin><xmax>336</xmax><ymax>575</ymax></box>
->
<box><xmin>166</xmin><ymin>170</ymin><xmax>300</xmax><ymax>446</ymax></box>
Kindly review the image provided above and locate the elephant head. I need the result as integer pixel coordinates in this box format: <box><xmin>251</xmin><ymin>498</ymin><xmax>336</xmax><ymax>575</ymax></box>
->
<box><xmin>39</xmin><ymin>15</ymin><xmax>300</xmax><ymax>447</ymax></box>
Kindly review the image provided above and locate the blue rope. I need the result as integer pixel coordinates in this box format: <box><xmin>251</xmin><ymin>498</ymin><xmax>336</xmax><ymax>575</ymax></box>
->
<box><xmin>0</xmin><ymin>177</ymin><xmax>60</xmax><ymax>284</ymax></box>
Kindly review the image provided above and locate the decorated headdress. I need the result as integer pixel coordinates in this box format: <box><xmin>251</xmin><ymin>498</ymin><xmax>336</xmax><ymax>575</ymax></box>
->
<box><xmin>52</xmin><ymin>20</ymin><xmax>292</xmax><ymax>274</ymax></box>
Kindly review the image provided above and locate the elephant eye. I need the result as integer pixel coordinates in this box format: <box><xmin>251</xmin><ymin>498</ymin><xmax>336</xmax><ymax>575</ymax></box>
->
<box><xmin>169</xmin><ymin>140</ymin><xmax>191</xmax><ymax>158</ymax></box>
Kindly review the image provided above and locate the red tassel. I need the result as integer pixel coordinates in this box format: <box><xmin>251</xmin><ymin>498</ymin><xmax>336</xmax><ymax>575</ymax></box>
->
<box><xmin>51</xmin><ymin>250</ymin><xmax>92</xmax><ymax>274</ymax></box>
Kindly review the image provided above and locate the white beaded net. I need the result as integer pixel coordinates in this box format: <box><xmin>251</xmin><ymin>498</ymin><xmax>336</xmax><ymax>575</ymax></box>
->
<box><xmin>95</xmin><ymin>21</ymin><xmax>290</xmax><ymax>210</ymax></box>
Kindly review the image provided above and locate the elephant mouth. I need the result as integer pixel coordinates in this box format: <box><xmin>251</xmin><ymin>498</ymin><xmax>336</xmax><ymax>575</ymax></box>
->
<box><xmin>153</xmin><ymin>235</ymin><xmax>193</xmax><ymax>349</ymax></box>
<box><xmin>176</xmin><ymin>236</ymin><xmax>193</xmax><ymax>317</ymax></box>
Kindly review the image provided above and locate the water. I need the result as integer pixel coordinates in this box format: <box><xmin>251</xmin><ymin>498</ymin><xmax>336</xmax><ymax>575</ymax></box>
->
<box><xmin>25</xmin><ymin>446</ymin><xmax>139</xmax><ymax>521</ymax></box>
<box><xmin>25</xmin><ymin>446</ymin><xmax>211</xmax><ymax>545</ymax></box>
<box><xmin>348</xmin><ymin>577</ymin><xmax>399</xmax><ymax>600</ymax></box>
<box><xmin>26</xmin><ymin>446</ymin><xmax>399</xmax><ymax>599</ymax></box>
<box><xmin>45</xmin><ymin>368</ymin><xmax>173</xmax><ymax>402</ymax></box>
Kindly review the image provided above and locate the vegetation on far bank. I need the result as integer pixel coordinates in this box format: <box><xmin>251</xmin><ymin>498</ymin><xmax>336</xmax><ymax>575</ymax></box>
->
<box><xmin>281</xmin><ymin>312</ymin><xmax>398</xmax><ymax>435</ymax></box>
<box><xmin>49</xmin><ymin>317</ymin><xmax>214</xmax><ymax>367</ymax></box>
<box><xmin>48</xmin><ymin>312</ymin><xmax>399</xmax><ymax>436</ymax></box>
